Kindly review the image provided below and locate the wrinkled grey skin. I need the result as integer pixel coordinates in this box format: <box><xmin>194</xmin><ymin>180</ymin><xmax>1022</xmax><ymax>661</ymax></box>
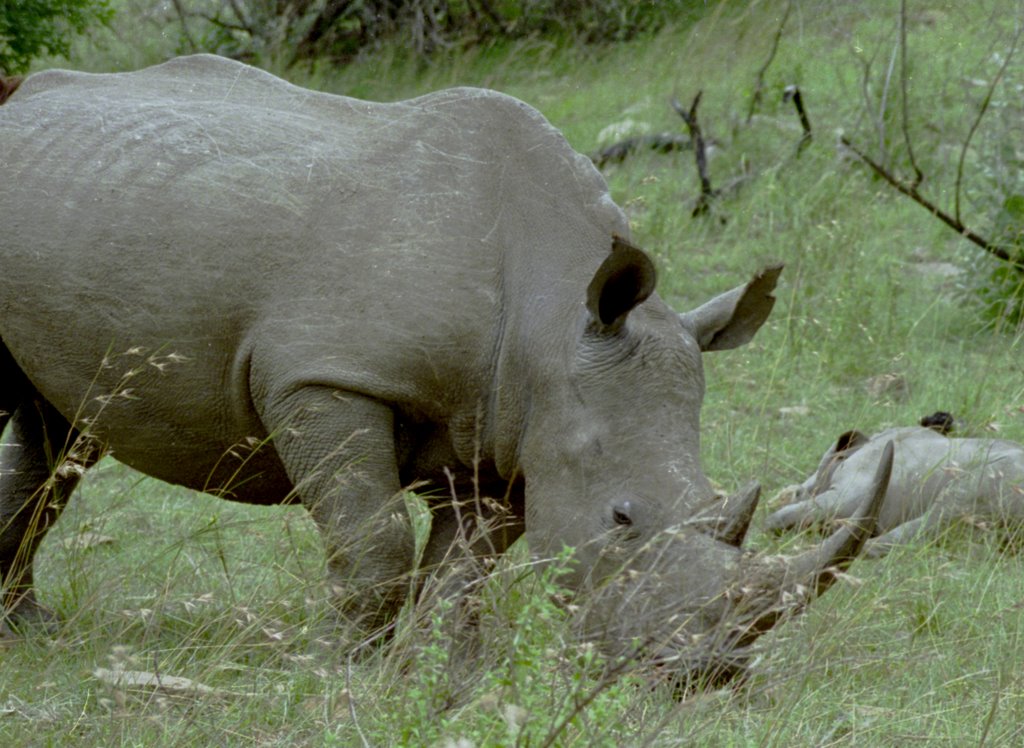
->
<box><xmin>1</xmin><ymin>55</ymin><xmax>888</xmax><ymax>682</ymax></box>
<box><xmin>767</xmin><ymin>427</ymin><xmax>1024</xmax><ymax>555</ymax></box>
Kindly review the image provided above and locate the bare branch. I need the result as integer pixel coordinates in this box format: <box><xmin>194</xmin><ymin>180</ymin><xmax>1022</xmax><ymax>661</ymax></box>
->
<box><xmin>783</xmin><ymin>85</ymin><xmax>812</xmax><ymax>156</ymax></box>
<box><xmin>841</xmin><ymin>136</ymin><xmax>1023</xmax><ymax>272</ymax></box>
<box><xmin>224</xmin><ymin>0</ymin><xmax>256</xmax><ymax>38</ymax></box>
<box><xmin>672</xmin><ymin>93</ymin><xmax>716</xmax><ymax>217</ymax></box>
<box><xmin>954</xmin><ymin>22</ymin><xmax>1024</xmax><ymax>225</ymax></box>
<box><xmin>194</xmin><ymin>12</ymin><xmax>252</xmax><ymax>34</ymax></box>
<box><xmin>589</xmin><ymin>133</ymin><xmax>691</xmax><ymax>168</ymax></box>
<box><xmin>746</xmin><ymin>0</ymin><xmax>792</xmax><ymax>124</ymax></box>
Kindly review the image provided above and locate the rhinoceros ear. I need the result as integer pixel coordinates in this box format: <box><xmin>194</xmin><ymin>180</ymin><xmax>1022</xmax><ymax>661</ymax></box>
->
<box><xmin>834</xmin><ymin>429</ymin><xmax>870</xmax><ymax>455</ymax></box>
<box><xmin>680</xmin><ymin>264</ymin><xmax>783</xmax><ymax>351</ymax></box>
<box><xmin>586</xmin><ymin>236</ymin><xmax>657</xmax><ymax>331</ymax></box>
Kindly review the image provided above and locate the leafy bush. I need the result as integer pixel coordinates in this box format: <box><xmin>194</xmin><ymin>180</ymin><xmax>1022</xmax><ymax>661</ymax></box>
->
<box><xmin>170</xmin><ymin>0</ymin><xmax>706</xmax><ymax>65</ymax></box>
<box><xmin>0</xmin><ymin>0</ymin><xmax>112</xmax><ymax>74</ymax></box>
<box><xmin>956</xmin><ymin>194</ymin><xmax>1024</xmax><ymax>331</ymax></box>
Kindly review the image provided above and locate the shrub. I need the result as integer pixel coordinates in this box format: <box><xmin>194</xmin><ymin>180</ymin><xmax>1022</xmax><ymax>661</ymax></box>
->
<box><xmin>0</xmin><ymin>0</ymin><xmax>112</xmax><ymax>74</ymax></box>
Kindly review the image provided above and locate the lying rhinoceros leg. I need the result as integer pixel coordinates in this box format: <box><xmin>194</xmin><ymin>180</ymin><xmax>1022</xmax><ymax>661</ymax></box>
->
<box><xmin>261</xmin><ymin>387</ymin><xmax>416</xmax><ymax>636</ymax></box>
<box><xmin>865</xmin><ymin>510</ymin><xmax>955</xmax><ymax>557</ymax></box>
<box><xmin>863</xmin><ymin>517</ymin><xmax>926</xmax><ymax>557</ymax></box>
<box><xmin>764</xmin><ymin>492</ymin><xmax>840</xmax><ymax>533</ymax></box>
<box><xmin>0</xmin><ymin>389</ymin><xmax>97</xmax><ymax>630</ymax></box>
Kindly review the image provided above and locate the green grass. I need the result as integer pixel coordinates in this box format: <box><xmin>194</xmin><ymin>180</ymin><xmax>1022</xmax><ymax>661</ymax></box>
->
<box><xmin>6</xmin><ymin>0</ymin><xmax>1024</xmax><ymax>744</ymax></box>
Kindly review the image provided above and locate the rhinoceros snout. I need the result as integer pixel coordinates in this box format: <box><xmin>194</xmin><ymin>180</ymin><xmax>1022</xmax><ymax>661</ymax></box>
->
<box><xmin>651</xmin><ymin>645</ymin><xmax>753</xmax><ymax>694</ymax></box>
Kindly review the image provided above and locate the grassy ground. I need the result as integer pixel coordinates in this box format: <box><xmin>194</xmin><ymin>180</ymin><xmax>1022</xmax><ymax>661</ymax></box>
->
<box><xmin>6</xmin><ymin>0</ymin><xmax>1024</xmax><ymax>744</ymax></box>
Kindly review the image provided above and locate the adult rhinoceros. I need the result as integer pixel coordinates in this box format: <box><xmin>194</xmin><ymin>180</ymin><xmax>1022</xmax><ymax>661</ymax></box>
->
<box><xmin>767</xmin><ymin>426</ymin><xmax>1024</xmax><ymax>555</ymax></box>
<box><xmin>0</xmin><ymin>55</ymin><xmax>890</xmax><ymax>684</ymax></box>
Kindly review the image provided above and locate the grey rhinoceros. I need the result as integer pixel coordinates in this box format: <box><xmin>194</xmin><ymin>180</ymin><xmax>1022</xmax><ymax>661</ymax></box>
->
<box><xmin>0</xmin><ymin>55</ymin><xmax>891</xmax><ymax>684</ymax></box>
<box><xmin>767</xmin><ymin>426</ymin><xmax>1024</xmax><ymax>555</ymax></box>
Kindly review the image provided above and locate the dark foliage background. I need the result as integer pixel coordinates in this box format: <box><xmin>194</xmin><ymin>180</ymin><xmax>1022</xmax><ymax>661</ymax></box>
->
<box><xmin>0</xmin><ymin>0</ymin><xmax>112</xmax><ymax>73</ymax></box>
<box><xmin>169</xmin><ymin>0</ymin><xmax>706</xmax><ymax>64</ymax></box>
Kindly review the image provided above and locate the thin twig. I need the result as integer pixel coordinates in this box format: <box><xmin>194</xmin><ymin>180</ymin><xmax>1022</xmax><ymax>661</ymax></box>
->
<box><xmin>877</xmin><ymin>37</ymin><xmax>899</xmax><ymax>169</ymax></box>
<box><xmin>746</xmin><ymin>0</ymin><xmax>792</xmax><ymax>124</ymax></box>
<box><xmin>534</xmin><ymin>649</ymin><xmax>646</xmax><ymax>748</ymax></box>
<box><xmin>170</xmin><ymin>0</ymin><xmax>198</xmax><ymax>52</ymax></box>
<box><xmin>841</xmin><ymin>136</ymin><xmax>1023</xmax><ymax>271</ymax></box>
<box><xmin>346</xmin><ymin>653</ymin><xmax>372</xmax><ymax>748</ymax></box>
<box><xmin>954</xmin><ymin>22</ymin><xmax>1023</xmax><ymax>224</ymax></box>
<box><xmin>898</xmin><ymin>0</ymin><xmax>923</xmax><ymax>188</ymax></box>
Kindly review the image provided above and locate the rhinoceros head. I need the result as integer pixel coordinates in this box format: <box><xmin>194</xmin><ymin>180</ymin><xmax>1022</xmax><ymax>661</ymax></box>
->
<box><xmin>516</xmin><ymin>239</ymin><xmax>891</xmax><ymax>685</ymax></box>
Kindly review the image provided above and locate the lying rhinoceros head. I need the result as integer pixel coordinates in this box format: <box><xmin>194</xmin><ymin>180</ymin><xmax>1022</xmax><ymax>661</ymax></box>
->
<box><xmin>514</xmin><ymin>240</ymin><xmax>891</xmax><ymax>685</ymax></box>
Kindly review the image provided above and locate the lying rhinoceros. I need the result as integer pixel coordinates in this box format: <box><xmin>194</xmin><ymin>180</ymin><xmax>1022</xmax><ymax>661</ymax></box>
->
<box><xmin>0</xmin><ymin>55</ymin><xmax>891</xmax><ymax>684</ymax></box>
<box><xmin>767</xmin><ymin>426</ymin><xmax>1024</xmax><ymax>555</ymax></box>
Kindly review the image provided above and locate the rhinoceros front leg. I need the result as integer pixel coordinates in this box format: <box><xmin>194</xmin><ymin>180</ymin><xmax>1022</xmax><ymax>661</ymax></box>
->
<box><xmin>261</xmin><ymin>387</ymin><xmax>415</xmax><ymax>635</ymax></box>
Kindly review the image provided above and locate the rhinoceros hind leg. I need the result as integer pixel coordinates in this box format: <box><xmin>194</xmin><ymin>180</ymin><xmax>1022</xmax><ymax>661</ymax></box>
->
<box><xmin>0</xmin><ymin>352</ymin><xmax>97</xmax><ymax>628</ymax></box>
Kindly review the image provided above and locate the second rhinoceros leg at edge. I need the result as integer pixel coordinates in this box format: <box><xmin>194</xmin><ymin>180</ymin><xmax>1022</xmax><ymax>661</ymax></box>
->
<box><xmin>0</xmin><ymin>382</ymin><xmax>100</xmax><ymax>628</ymax></box>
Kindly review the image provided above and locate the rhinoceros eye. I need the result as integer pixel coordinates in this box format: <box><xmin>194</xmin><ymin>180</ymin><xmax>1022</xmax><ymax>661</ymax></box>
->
<box><xmin>612</xmin><ymin>501</ymin><xmax>633</xmax><ymax>527</ymax></box>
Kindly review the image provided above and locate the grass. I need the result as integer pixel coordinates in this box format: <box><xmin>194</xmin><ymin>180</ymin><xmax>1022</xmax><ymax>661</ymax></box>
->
<box><xmin>6</xmin><ymin>0</ymin><xmax>1024</xmax><ymax>744</ymax></box>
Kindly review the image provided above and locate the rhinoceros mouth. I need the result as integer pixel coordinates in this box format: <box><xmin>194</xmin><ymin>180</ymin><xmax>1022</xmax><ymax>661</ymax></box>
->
<box><xmin>650</xmin><ymin>645</ymin><xmax>756</xmax><ymax>693</ymax></box>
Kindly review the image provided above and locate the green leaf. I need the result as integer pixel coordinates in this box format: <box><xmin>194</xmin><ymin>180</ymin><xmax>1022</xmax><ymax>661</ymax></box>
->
<box><xmin>992</xmin><ymin>194</ymin><xmax>1024</xmax><ymax>249</ymax></box>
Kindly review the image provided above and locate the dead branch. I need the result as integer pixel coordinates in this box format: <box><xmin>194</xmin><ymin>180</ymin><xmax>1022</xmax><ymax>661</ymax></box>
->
<box><xmin>783</xmin><ymin>84</ymin><xmax>811</xmax><ymax>156</ymax></box>
<box><xmin>746</xmin><ymin>0</ymin><xmax>793</xmax><ymax>124</ymax></box>
<box><xmin>193</xmin><ymin>11</ymin><xmax>252</xmax><ymax>35</ymax></box>
<box><xmin>590</xmin><ymin>133</ymin><xmax>692</xmax><ymax>168</ymax></box>
<box><xmin>840</xmin><ymin>136</ymin><xmax>1023</xmax><ymax>272</ymax></box>
<box><xmin>672</xmin><ymin>92</ymin><xmax>717</xmax><ymax>217</ymax></box>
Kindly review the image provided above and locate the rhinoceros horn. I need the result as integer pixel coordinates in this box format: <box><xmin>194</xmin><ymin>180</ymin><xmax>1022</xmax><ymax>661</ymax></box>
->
<box><xmin>731</xmin><ymin>439</ymin><xmax>894</xmax><ymax>648</ymax></box>
<box><xmin>689</xmin><ymin>481</ymin><xmax>762</xmax><ymax>547</ymax></box>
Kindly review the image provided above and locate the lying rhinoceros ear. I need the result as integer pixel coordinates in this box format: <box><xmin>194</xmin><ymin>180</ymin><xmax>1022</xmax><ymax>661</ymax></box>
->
<box><xmin>586</xmin><ymin>235</ymin><xmax>657</xmax><ymax>331</ymax></box>
<box><xmin>834</xmin><ymin>429</ymin><xmax>870</xmax><ymax>455</ymax></box>
<box><xmin>680</xmin><ymin>264</ymin><xmax>783</xmax><ymax>351</ymax></box>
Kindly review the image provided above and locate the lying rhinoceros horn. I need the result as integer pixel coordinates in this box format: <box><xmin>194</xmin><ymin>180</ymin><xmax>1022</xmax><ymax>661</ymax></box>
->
<box><xmin>730</xmin><ymin>440</ymin><xmax>894</xmax><ymax>648</ymax></box>
<box><xmin>689</xmin><ymin>481</ymin><xmax>761</xmax><ymax>547</ymax></box>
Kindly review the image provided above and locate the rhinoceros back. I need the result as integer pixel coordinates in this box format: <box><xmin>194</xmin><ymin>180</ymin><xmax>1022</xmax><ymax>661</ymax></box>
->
<box><xmin>0</xmin><ymin>55</ymin><xmax>626</xmax><ymax>496</ymax></box>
